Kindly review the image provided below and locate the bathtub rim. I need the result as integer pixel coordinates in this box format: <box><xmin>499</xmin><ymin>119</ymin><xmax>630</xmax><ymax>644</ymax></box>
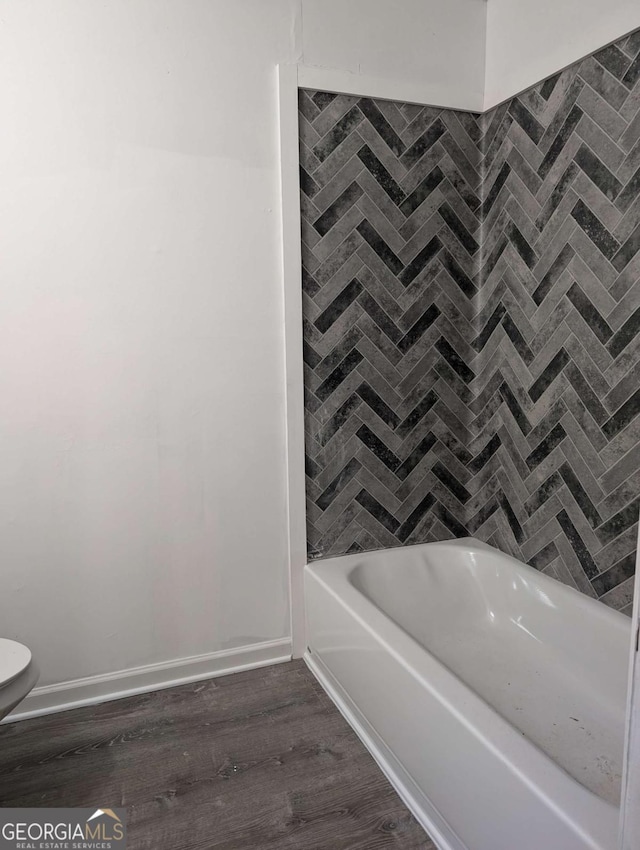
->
<box><xmin>304</xmin><ymin>538</ymin><xmax>623</xmax><ymax>850</ymax></box>
<box><xmin>314</xmin><ymin>537</ymin><xmax>629</xmax><ymax>640</ymax></box>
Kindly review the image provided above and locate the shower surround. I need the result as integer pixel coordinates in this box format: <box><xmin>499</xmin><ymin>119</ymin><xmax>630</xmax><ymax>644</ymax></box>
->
<box><xmin>300</xmin><ymin>29</ymin><xmax>640</xmax><ymax>611</ymax></box>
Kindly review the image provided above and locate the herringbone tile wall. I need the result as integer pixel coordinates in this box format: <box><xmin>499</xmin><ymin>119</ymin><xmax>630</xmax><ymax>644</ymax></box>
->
<box><xmin>300</xmin><ymin>28</ymin><xmax>640</xmax><ymax>612</ymax></box>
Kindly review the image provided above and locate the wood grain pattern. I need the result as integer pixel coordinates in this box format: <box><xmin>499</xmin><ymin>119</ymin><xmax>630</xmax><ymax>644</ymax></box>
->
<box><xmin>0</xmin><ymin>660</ymin><xmax>435</xmax><ymax>850</ymax></box>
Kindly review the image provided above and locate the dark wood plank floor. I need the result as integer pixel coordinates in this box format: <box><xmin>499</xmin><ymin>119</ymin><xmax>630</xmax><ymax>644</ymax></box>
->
<box><xmin>0</xmin><ymin>660</ymin><xmax>435</xmax><ymax>850</ymax></box>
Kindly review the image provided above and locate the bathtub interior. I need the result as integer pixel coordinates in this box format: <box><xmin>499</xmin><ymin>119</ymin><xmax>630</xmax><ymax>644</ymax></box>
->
<box><xmin>347</xmin><ymin>541</ymin><xmax>630</xmax><ymax>806</ymax></box>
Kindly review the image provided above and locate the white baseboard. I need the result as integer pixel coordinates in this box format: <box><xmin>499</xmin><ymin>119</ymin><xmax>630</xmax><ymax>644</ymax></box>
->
<box><xmin>3</xmin><ymin>638</ymin><xmax>292</xmax><ymax>724</ymax></box>
<box><xmin>304</xmin><ymin>651</ymin><xmax>465</xmax><ymax>850</ymax></box>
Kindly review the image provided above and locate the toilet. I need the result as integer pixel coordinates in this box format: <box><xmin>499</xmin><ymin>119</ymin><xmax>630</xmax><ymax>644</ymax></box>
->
<box><xmin>0</xmin><ymin>639</ymin><xmax>39</xmax><ymax>722</ymax></box>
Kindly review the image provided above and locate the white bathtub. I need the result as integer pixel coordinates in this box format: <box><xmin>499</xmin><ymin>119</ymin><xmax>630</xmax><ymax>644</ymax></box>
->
<box><xmin>304</xmin><ymin>538</ymin><xmax>631</xmax><ymax>850</ymax></box>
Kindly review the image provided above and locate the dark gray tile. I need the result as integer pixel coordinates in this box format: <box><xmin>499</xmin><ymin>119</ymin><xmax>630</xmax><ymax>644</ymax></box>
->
<box><xmin>301</xmin><ymin>34</ymin><xmax>640</xmax><ymax>601</ymax></box>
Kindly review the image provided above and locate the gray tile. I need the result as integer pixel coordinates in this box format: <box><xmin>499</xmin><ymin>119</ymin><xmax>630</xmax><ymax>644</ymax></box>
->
<box><xmin>301</xmin><ymin>42</ymin><xmax>640</xmax><ymax>602</ymax></box>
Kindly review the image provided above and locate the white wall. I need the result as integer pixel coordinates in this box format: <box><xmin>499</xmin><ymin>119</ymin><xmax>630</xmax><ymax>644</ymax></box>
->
<box><xmin>301</xmin><ymin>0</ymin><xmax>486</xmax><ymax>110</ymax></box>
<box><xmin>0</xmin><ymin>0</ymin><xmax>486</xmax><ymax>691</ymax></box>
<box><xmin>485</xmin><ymin>0</ymin><xmax>640</xmax><ymax>109</ymax></box>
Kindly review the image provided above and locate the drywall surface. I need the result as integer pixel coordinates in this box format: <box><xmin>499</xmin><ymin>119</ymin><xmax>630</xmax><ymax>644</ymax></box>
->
<box><xmin>0</xmin><ymin>0</ymin><xmax>487</xmax><ymax>690</ymax></box>
<box><xmin>301</xmin><ymin>0</ymin><xmax>486</xmax><ymax>110</ymax></box>
<box><xmin>485</xmin><ymin>0</ymin><xmax>640</xmax><ymax>109</ymax></box>
<box><xmin>0</xmin><ymin>0</ymin><xmax>294</xmax><ymax>688</ymax></box>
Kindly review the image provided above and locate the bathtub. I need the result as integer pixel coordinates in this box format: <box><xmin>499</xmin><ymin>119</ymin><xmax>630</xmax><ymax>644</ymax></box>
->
<box><xmin>304</xmin><ymin>538</ymin><xmax>631</xmax><ymax>850</ymax></box>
